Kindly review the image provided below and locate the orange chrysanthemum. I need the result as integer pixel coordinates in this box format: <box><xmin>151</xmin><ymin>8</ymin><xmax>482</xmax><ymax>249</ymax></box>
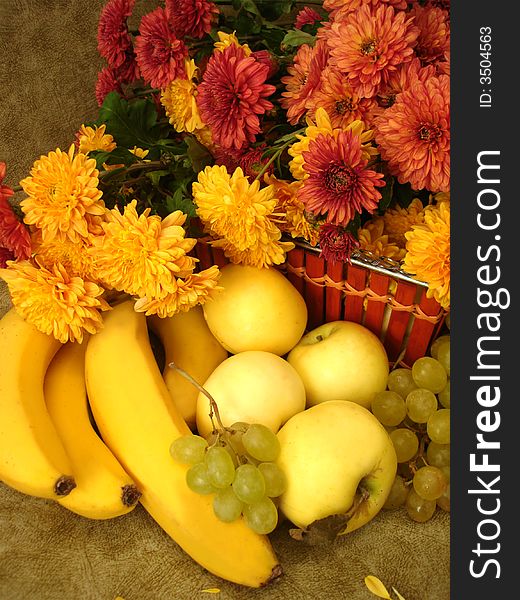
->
<box><xmin>324</xmin><ymin>0</ymin><xmax>408</xmax><ymax>21</ymax></box>
<box><xmin>0</xmin><ymin>259</ymin><xmax>110</xmax><ymax>343</ymax></box>
<box><xmin>134</xmin><ymin>265</ymin><xmax>222</xmax><ymax>317</ymax></box>
<box><xmin>75</xmin><ymin>124</ymin><xmax>117</xmax><ymax>154</ymax></box>
<box><xmin>281</xmin><ymin>40</ymin><xmax>329</xmax><ymax>126</ymax></box>
<box><xmin>358</xmin><ymin>217</ymin><xmax>406</xmax><ymax>261</ymax></box>
<box><xmin>89</xmin><ymin>200</ymin><xmax>197</xmax><ymax>299</ymax></box>
<box><xmin>409</xmin><ymin>3</ymin><xmax>450</xmax><ymax>65</ymax></box>
<box><xmin>20</xmin><ymin>145</ymin><xmax>105</xmax><ymax>243</ymax></box>
<box><xmin>266</xmin><ymin>175</ymin><xmax>320</xmax><ymax>246</ymax></box>
<box><xmin>192</xmin><ymin>165</ymin><xmax>294</xmax><ymax>268</ymax></box>
<box><xmin>376</xmin><ymin>58</ymin><xmax>436</xmax><ymax>109</ymax></box>
<box><xmin>403</xmin><ymin>201</ymin><xmax>450</xmax><ymax>310</ymax></box>
<box><xmin>309</xmin><ymin>66</ymin><xmax>378</xmax><ymax>128</ymax></box>
<box><xmin>375</xmin><ymin>74</ymin><xmax>450</xmax><ymax>192</ymax></box>
<box><xmin>382</xmin><ymin>198</ymin><xmax>425</xmax><ymax>247</ymax></box>
<box><xmin>326</xmin><ymin>4</ymin><xmax>419</xmax><ymax>98</ymax></box>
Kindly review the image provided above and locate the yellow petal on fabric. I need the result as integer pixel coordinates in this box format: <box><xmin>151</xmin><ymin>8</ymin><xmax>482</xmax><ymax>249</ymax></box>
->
<box><xmin>364</xmin><ymin>575</ymin><xmax>392</xmax><ymax>599</ymax></box>
<box><xmin>392</xmin><ymin>587</ymin><xmax>407</xmax><ymax>600</ymax></box>
<box><xmin>200</xmin><ymin>588</ymin><xmax>221</xmax><ymax>594</ymax></box>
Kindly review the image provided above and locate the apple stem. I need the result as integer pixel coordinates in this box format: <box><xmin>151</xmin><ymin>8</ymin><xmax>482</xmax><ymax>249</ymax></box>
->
<box><xmin>316</xmin><ymin>334</ymin><xmax>324</xmax><ymax>342</ymax></box>
<box><xmin>168</xmin><ymin>361</ymin><xmax>226</xmax><ymax>434</ymax></box>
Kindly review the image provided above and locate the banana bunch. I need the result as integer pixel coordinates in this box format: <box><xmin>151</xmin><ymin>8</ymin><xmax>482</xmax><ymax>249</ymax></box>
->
<box><xmin>0</xmin><ymin>302</ymin><xmax>281</xmax><ymax>588</ymax></box>
<box><xmin>0</xmin><ymin>308</ymin><xmax>141</xmax><ymax>518</ymax></box>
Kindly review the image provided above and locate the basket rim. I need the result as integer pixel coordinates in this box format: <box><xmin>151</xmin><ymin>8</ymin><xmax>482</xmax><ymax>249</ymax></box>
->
<box><xmin>291</xmin><ymin>239</ymin><xmax>429</xmax><ymax>289</ymax></box>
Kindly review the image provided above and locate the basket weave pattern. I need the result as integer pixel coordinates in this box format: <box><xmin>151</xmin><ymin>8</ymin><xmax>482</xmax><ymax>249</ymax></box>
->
<box><xmin>194</xmin><ymin>238</ymin><xmax>447</xmax><ymax>367</ymax></box>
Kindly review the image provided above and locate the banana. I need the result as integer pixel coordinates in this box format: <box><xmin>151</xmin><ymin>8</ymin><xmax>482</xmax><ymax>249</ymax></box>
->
<box><xmin>0</xmin><ymin>308</ymin><xmax>76</xmax><ymax>499</ymax></box>
<box><xmin>148</xmin><ymin>306</ymin><xmax>228</xmax><ymax>429</ymax></box>
<box><xmin>44</xmin><ymin>339</ymin><xmax>141</xmax><ymax>519</ymax></box>
<box><xmin>85</xmin><ymin>300</ymin><xmax>282</xmax><ymax>588</ymax></box>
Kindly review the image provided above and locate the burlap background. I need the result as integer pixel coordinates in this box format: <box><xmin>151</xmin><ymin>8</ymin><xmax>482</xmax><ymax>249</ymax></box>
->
<box><xmin>0</xmin><ymin>2</ymin><xmax>450</xmax><ymax>598</ymax></box>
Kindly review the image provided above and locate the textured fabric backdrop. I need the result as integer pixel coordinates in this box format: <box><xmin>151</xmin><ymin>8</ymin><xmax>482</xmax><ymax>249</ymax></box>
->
<box><xmin>0</xmin><ymin>2</ymin><xmax>450</xmax><ymax>599</ymax></box>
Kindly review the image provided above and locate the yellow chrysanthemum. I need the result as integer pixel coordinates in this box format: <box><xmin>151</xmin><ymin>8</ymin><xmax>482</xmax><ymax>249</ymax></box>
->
<box><xmin>161</xmin><ymin>58</ymin><xmax>206</xmax><ymax>133</ymax></box>
<box><xmin>31</xmin><ymin>228</ymin><xmax>98</xmax><ymax>281</ymax></box>
<box><xmin>76</xmin><ymin>124</ymin><xmax>116</xmax><ymax>154</ymax></box>
<box><xmin>265</xmin><ymin>175</ymin><xmax>319</xmax><ymax>246</ymax></box>
<box><xmin>192</xmin><ymin>165</ymin><xmax>294</xmax><ymax>268</ymax></box>
<box><xmin>403</xmin><ymin>201</ymin><xmax>450</xmax><ymax>310</ymax></box>
<box><xmin>358</xmin><ymin>217</ymin><xmax>406</xmax><ymax>261</ymax></box>
<box><xmin>129</xmin><ymin>147</ymin><xmax>150</xmax><ymax>159</ymax></box>
<box><xmin>0</xmin><ymin>259</ymin><xmax>110</xmax><ymax>343</ymax></box>
<box><xmin>214</xmin><ymin>31</ymin><xmax>252</xmax><ymax>56</ymax></box>
<box><xmin>288</xmin><ymin>108</ymin><xmax>378</xmax><ymax>180</ymax></box>
<box><xmin>134</xmin><ymin>266</ymin><xmax>222</xmax><ymax>317</ymax></box>
<box><xmin>382</xmin><ymin>198</ymin><xmax>425</xmax><ymax>248</ymax></box>
<box><xmin>89</xmin><ymin>200</ymin><xmax>197</xmax><ymax>299</ymax></box>
<box><xmin>20</xmin><ymin>144</ymin><xmax>105</xmax><ymax>243</ymax></box>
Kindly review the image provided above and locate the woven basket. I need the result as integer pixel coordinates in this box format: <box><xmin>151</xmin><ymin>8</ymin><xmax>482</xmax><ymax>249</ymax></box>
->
<box><xmin>194</xmin><ymin>238</ymin><xmax>447</xmax><ymax>367</ymax></box>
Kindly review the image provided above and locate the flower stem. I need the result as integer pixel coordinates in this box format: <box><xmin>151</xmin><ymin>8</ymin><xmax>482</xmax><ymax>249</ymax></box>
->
<box><xmin>254</xmin><ymin>138</ymin><xmax>294</xmax><ymax>182</ymax></box>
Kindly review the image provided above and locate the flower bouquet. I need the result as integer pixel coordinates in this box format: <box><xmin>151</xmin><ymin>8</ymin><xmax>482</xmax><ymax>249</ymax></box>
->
<box><xmin>0</xmin><ymin>0</ymin><xmax>451</xmax><ymax>593</ymax></box>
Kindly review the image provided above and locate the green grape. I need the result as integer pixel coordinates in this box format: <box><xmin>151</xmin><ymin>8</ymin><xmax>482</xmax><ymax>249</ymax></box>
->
<box><xmin>430</xmin><ymin>335</ymin><xmax>450</xmax><ymax>359</ymax></box>
<box><xmin>436</xmin><ymin>340</ymin><xmax>450</xmax><ymax>376</ymax></box>
<box><xmin>389</xmin><ymin>428</ymin><xmax>419</xmax><ymax>463</ymax></box>
<box><xmin>258</xmin><ymin>462</ymin><xmax>287</xmax><ymax>498</ymax></box>
<box><xmin>413</xmin><ymin>465</ymin><xmax>448</xmax><ymax>501</ymax></box>
<box><xmin>204</xmin><ymin>446</ymin><xmax>236</xmax><ymax>488</ymax></box>
<box><xmin>212</xmin><ymin>486</ymin><xmax>243</xmax><ymax>523</ymax></box>
<box><xmin>242</xmin><ymin>424</ymin><xmax>280</xmax><ymax>462</ymax></box>
<box><xmin>232</xmin><ymin>463</ymin><xmax>266</xmax><ymax>504</ymax></box>
<box><xmin>371</xmin><ymin>391</ymin><xmax>407</xmax><ymax>427</ymax></box>
<box><xmin>170</xmin><ymin>435</ymin><xmax>208</xmax><ymax>465</ymax></box>
<box><xmin>383</xmin><ymin>475</ymin><xmax>409</xmax><ymax>510</ymax></box>
<box><xmin>437</xmin><ymin>484</ymin><xmax>450</xmax><ymax>512</ymax></box>
<box><xmin>387</xmin><ymin>368</ymin><xmax>417</xmax><ymax>398</ymax></box>
<box><xmin>243</xmin><ymin>497</ymin><xmax>279</xmax><ymax>534</ymax></box>
<box><xmin>426</xmin><ymin>441</ymin><xmax>450</xmax><ymax>468</ymax></box>
<box><xmin>186</xmin><ymin>462</ymin><xmax>218</xmax><ymax>495</ymax></box>
<box><xmin>405</xmin><ymin>488</ymin><xmax>437</xmax><ymax>523</ymax></box>
<box><xmin>411</xmin><ymin>357</ymin><xmax>448</xmax><ymax>394</ymax></box>
<box><xmin>438</xmin><ymin>380</ymin><xmax>450</xmax><ymax>408</ymax></box>
<box><xmin>427</xmin><ymin>409</ymin><xmax>450</xmax><ymax>444</ymax></box>
<box><xmin>440</xmin><ymin>465</ymin><xmax>450</xmax><ymax>482</ymax></box>
<box><xmin>405</xmin><ymin>388</ymin><xmax>438</xmax><ymax>423</ymax></box>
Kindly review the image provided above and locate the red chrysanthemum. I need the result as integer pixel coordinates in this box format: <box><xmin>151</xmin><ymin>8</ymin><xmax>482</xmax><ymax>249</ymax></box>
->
<box><xmin>0</xmin><ymin>246</ymin><xmax>14</xmax><ymax>268</ymax></box>
<box><xmin>214</xmin><ymin>145</ymin><xmax>274</xmax><ymax>180</ymax></box>
<box><xmin>318</xmin><ymin>223</ymin><xmax>360</xmax><ymax>264</ymax></box>
<box><xmin>165</xmin><ymin>0</ymin><xmax>219</xmax><ymax>39</ymax></box>
<box><xmin>298</xmin><ymin>130</ymin><xmax>385</xmax><ymax>226</ymax></box>
<box><xmin>95</xmin><ymin>66</ymin><xmax>123</xmax><ymax>106</ymax></box>
<box><xmin>251</xmin><ymin>50</ymin><xmax>278</xmax><ymax>80</ymax></box>
<box><xmin>197</xmin><ymin>44</ymin><xmax>275</xmax><ymax>151</ymax></box>
<box><xmin>281</xmin><ymin>39</ymin><xmax>329</xmax><ymax>125</ymax></box>
<box><xmin>375</xmin><ymin>74</ymin><xmax>450</xmax><ymax>192</ymax></box>
<box><xmin>376</xmin><ymin>57</ymin><xmax>436</xmax><ymax>109</ymax></box>
<box><xmin>309</xmin><ymin>66</ymin><xmax>378</xmax><ymax>128</ymax></box>
<box><xmin>97</xmin><ymin>0</ymin><xmax>135</xmax><ymax>69</ymax></box>
<box><xmin>326</xmin><ymin>4</ymin><xmax>420</xmax><ymax>98</ymax></box>
<box><xmin>409</xmin><ymin>3</ymin><xmax>450</xmax><ymax>65</ymax></box>
<box><xmin>0</xmin><ymin>199</ymin><xmax>32</xmax><ymax>261</ymax></box>
<box><xmin>135</xmin><ymin>7</ymin><xmax>188</xmax><ymax>89</ymax></box>
<box><xmin>295</xmin><ymin>6</ymin><xmax>323</xmax><ymax>29</ymax></box>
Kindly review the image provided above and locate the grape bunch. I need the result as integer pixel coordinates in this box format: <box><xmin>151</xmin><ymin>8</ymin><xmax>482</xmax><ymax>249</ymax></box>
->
<box><xmin>371</xmin><ymin>324</ymin><xmax>450</xmax><ymax>523</ymax></box>
<box><xmin>170</xmin><ymin>422</ymin><xmax>287</xmax><ymax>535</ymax></box>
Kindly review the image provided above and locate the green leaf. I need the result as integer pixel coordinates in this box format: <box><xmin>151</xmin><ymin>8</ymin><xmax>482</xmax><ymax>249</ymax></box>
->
<box><xmin>377</xmin><ymin>174</ymin><xmax>395</xmax><ymax>214</ymax></box>
<box><xmin>146</xmin><ymin>170</ymin><xmax>170</xmax><ymax>187</ymax></box>
<box><xmin>281</xmin><ymin>29</ymin><xmax>316</xmax><ymax>51</ymax></box>
<box><xmin>97</xmin><ymin>92</ymin><xmax>163</xmax><ymax>149</ymax></box>
<box><xmin>165</xmin><ymin>188</ymin><xmax>197</xmax><ymax>218</ymax></box>
<box><xmin>256</xmin><ymin>0</ymin><xmax>295</xmax><ymax>21</ymax></box>
<box><xmin>90</xmin><ymin>147</ymin><xmax>140</xmax><ymax>170</ymax></box>
<box><xmin>185</xmin><ymin>136</ymin><xmax>214</xmax><ymax>174</ymax></box>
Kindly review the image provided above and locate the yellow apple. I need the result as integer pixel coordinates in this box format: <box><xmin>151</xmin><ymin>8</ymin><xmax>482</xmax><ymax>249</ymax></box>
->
<box><xmin>196</xmin><ymin>350</ymin><xmax>306</xmax><ymax>438</ymax></box>
<box><xmin>276</xmin><ymin>400</ymin><xmax>397</xmax><ymax>535</ymax></box>
<box><xmin>148</xmin><ymin>306</ymin><xmax>228</xmax><ymax>429</ymax></box>
<box><xmin>287</xmin><ymin>320</ymin><xmax>389</xmax><ymax>409</ymax></box>
<box><xmin>202</xmin><ymin>263</ymin><xmax>308</xmax><ymax>356</ymax></box>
